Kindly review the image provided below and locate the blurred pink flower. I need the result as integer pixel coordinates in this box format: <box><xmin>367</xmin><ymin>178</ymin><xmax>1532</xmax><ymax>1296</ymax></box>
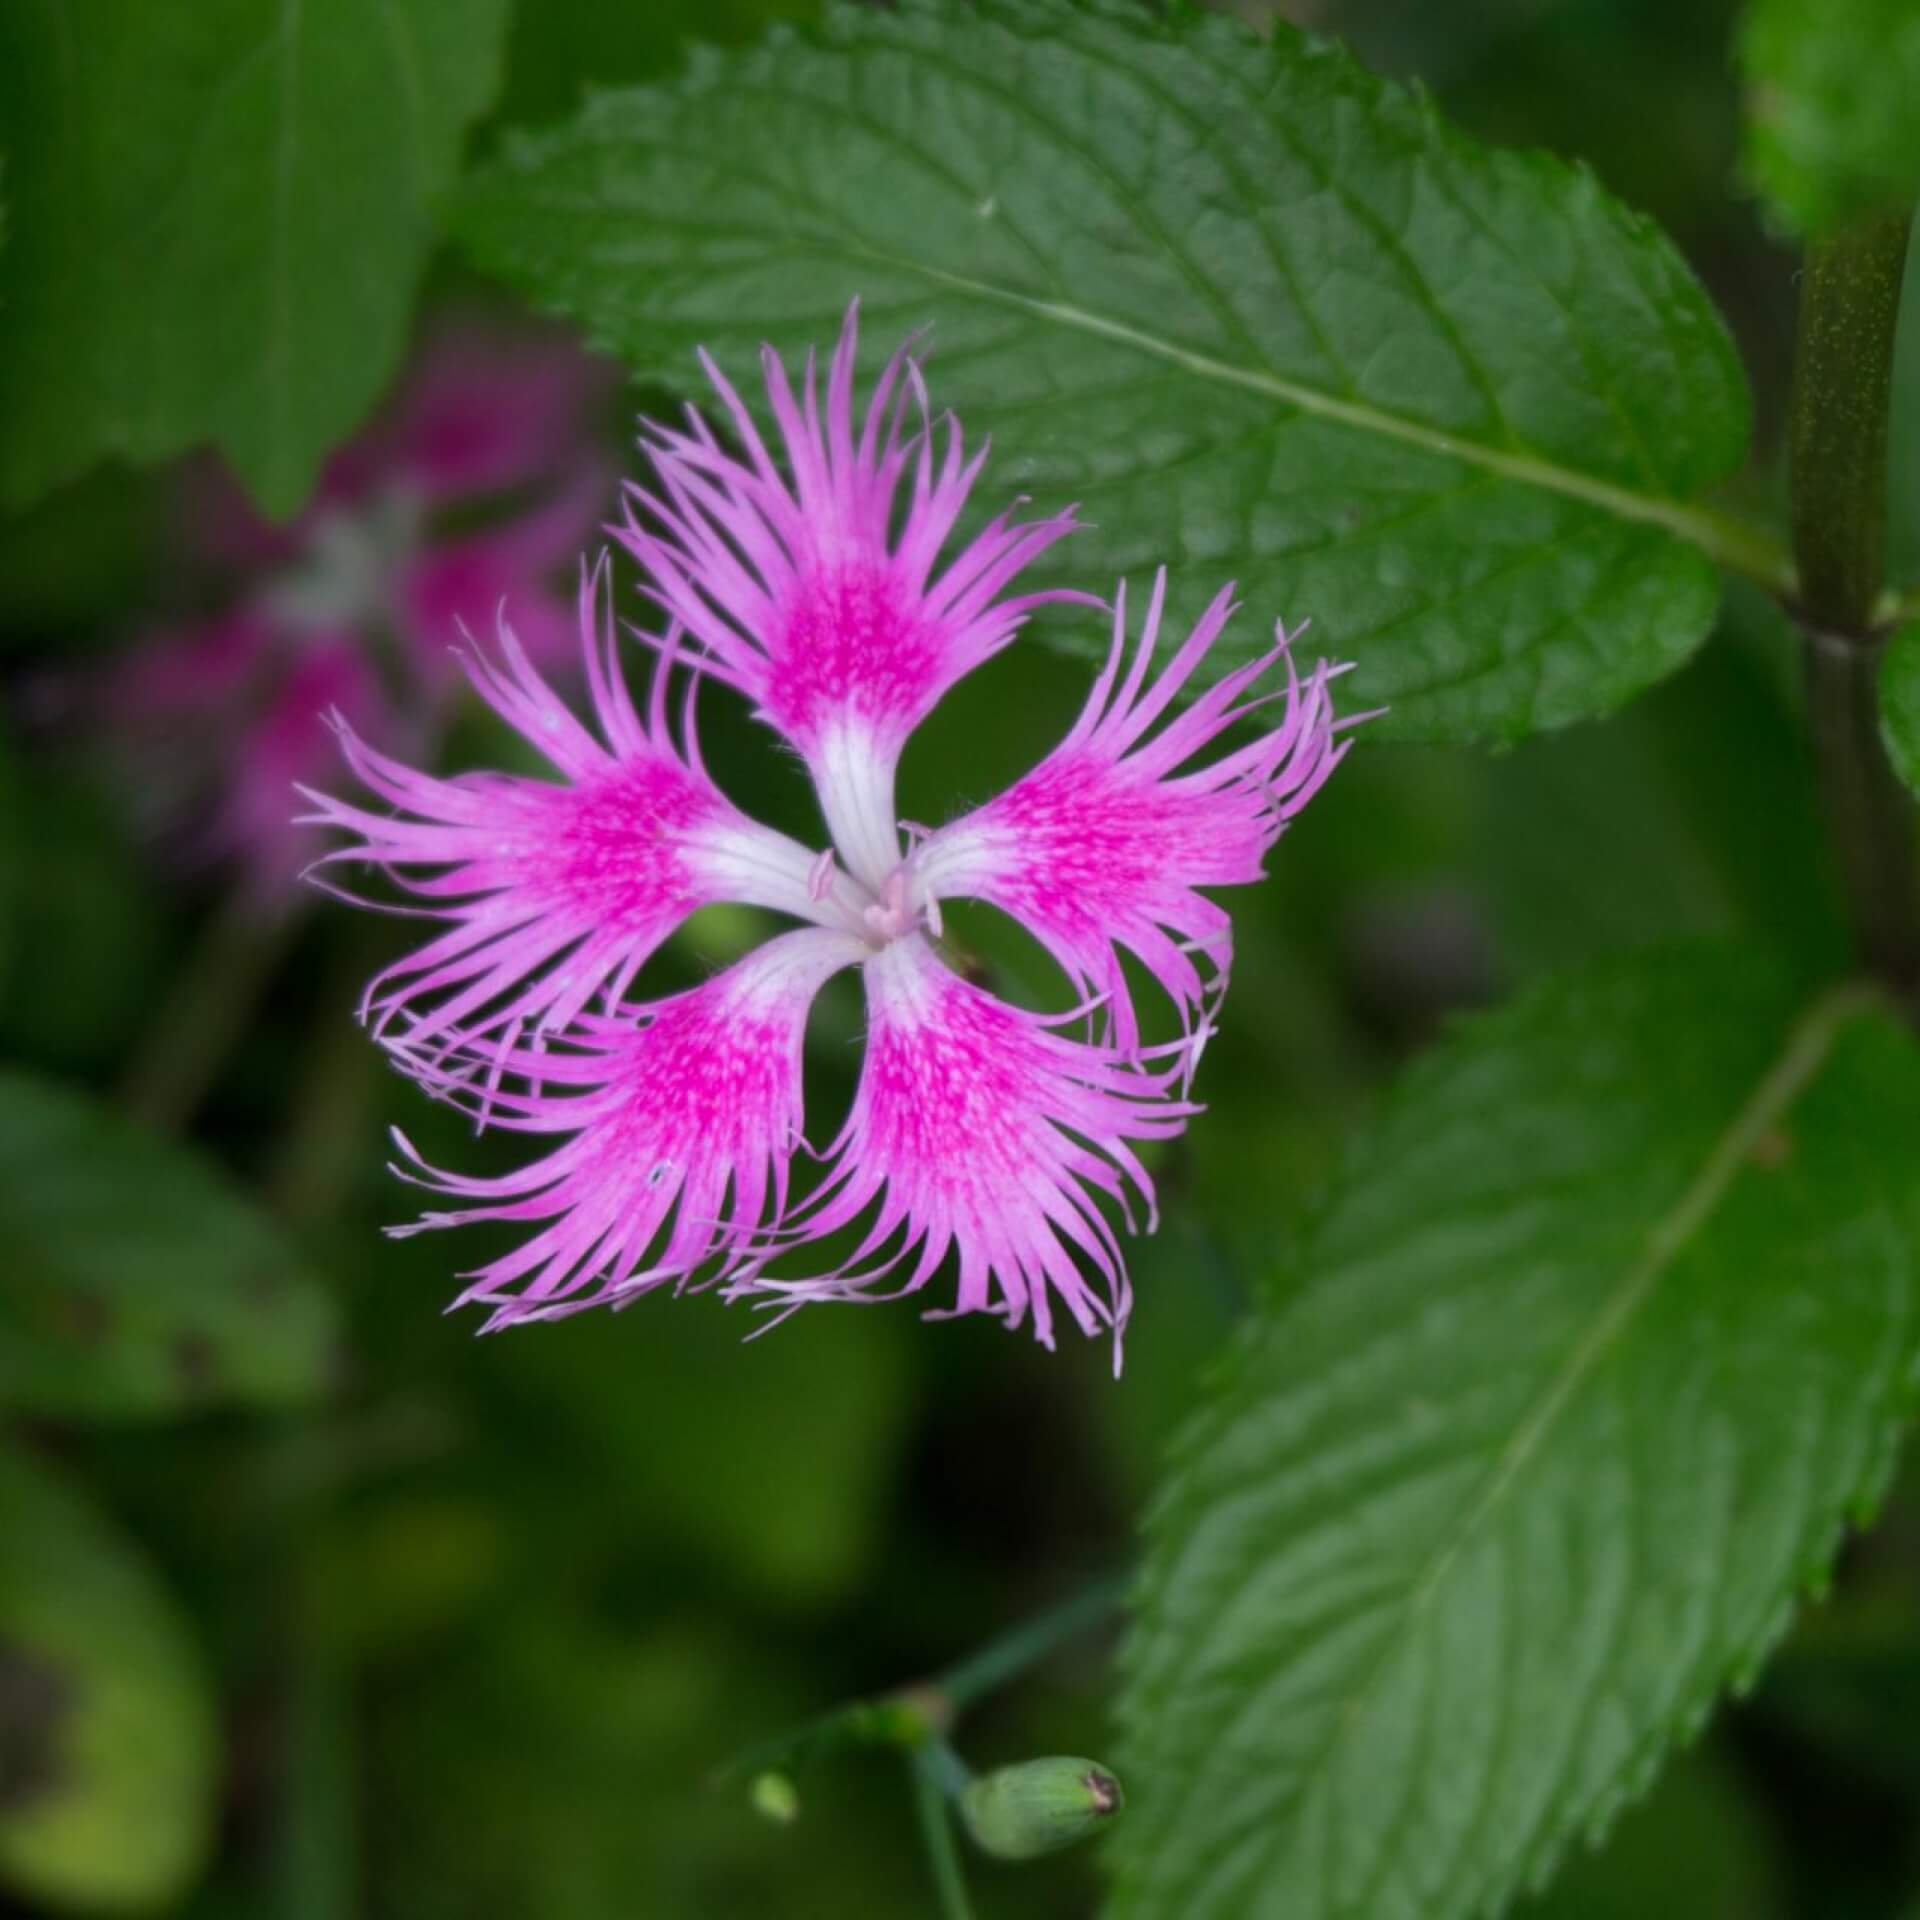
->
<box><xmin>306</xmin><ymin>305</ymin><xmax>1349</xmax><ymax>1363</ymax></box>
<box><xmin>107</xmin><ymin>318</ymin><xmax>616</xmax><ymax>903</ymax></box>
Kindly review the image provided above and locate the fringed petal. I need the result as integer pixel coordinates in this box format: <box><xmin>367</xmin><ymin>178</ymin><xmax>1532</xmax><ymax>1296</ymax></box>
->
<box><xmin>613</xmin><ymin>299</ymin><xmax>1084</xmax><ymax>889</ymax></box>
<box><xmin>738</xmin><ymin>935</ymin><xmax>1195</xmax><ymax>1370</ymax></box>
<box><xmin>300</xmin><ymin>555</ymin><xmax>860</xmax><ymax>1051</ymax></box>
<box><xmin>388</xmin><ymin>928</ymin><xmax>866</xmax><ymax>1328</ymax></box>
<box><xmin>910</xmin><ymin>571</ymin><xmax>1350</xmax><ymax>1055</ymax></box>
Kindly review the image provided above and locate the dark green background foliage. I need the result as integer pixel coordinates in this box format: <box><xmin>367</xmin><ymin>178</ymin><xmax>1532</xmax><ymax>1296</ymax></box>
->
<box><xmin>5</xmin><ymin>2</ymin><xmax>1920</xmax><ymax>1918</ymax></box>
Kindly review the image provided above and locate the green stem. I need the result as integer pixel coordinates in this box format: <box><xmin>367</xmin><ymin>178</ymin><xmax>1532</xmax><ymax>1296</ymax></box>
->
<box><xmin>280</xmin><ymin>1572</ymin><xmax>356</xmax><ymax>1920</ymax></box>
<box><xmin>910</xmin><ymin>1747</ymin><xmax>978</xmax><ymax>1920</ymax></box>
<box><xmin>1791</xmin><ymin>215</ymin><xmax>1909</xmax><ymax>631</ymax></box>
<box><xmin>1788</xmin><ymin>212</ymin><xmax>1920</xmax><ymax>994</ymax></box>
<box><xmin>936</xmin><ymin>1573</ymin><xmax>1126</xmax><ymax>1712</ymax></box>
<box><xmin>715</xmin><ymin>1573</ymin><xmax>1125</xmax><ymax>1787</ymax></box>
<box><xmin>712</xmin><ymin>1688</ymin><xmax>939</xmax><ymax>1789</ymax></box>
<box><xmin>1805</xmin><ymin>626</ymin><xmax>1920</xmax><ymax>992</ymax></box>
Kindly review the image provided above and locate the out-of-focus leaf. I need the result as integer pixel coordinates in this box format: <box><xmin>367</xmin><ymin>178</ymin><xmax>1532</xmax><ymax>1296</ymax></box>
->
<box><xmin>0</xmin><ymin>0</ymin><xmax>511</xmax><ymax>516</ymax></box>
<box><xmin>306</xmin><ymin>1495</ymin><xmax>508</xmax><ymax>1658</ymax></box>
<box><xmin>477</xmin><ymin>1297</ymin><xmax>913</xmax><ymax>1604</ymax></box>
<box><xmin>455</xmin><ymin>0</ymin><xmax>1764</xmax><ymax>745</ymax></box>
<box><xmin>0</xmin><ymin>1071</ymin><xmax>339</xmax><ymax>1419</ymax></box>
<box><xmin>370</xmin><ymin>1609</ymin><xmax>929</xmax><ymax>1920</ymax></box>
<box><xmin>0</xmin><ymin>1442</ymin><xmax>216</xmax><ymax>1910</ymax></box>
<box><xmin>1739</xmin><ymin>0</ymin><xmax>1920</xmax><ymax>236</ymax></box>
<box><xmin>1880</xmin><ymin>621</ymin><xmax>1920</xmax><ymax>800</ymax></box>
<box><xmin>1114</xmin><ymin>945</ymin><xmax>1920</xmax><ymax>1920</ymax></box>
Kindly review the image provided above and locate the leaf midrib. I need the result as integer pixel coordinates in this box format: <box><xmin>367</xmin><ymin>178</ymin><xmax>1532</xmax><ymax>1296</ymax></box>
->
<box><xmin>532</xmin><ymin>47</ymin><xmax>1793</xmax><ymax>596</ymax></box>
<box><xmin>522</xmin><ymin>112</ymin><xmax>1793</xmax><ymax>593</ymax></box>
<box><xmin>1159</xmin><ymin>977</ymin><xmax>1881</xmax><ymax>1911</ymax></box>
<box><xmin>832</xmin><ymin>246</ymin><xmax>1797</xmax><ymax>595</ymax></box>
<box><xmin>1420</xmin><ymin>983</ymin><xmax>1879</xmax><ymax>1601</ymax></box>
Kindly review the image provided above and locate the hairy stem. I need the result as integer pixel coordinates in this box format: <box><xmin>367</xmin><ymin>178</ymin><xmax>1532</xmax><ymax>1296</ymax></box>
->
<box><xmin>1791</xmin><ymin>216</ymin><xmax>1908</xmax><ymax>629</ymax></box>
<box><xmin>1788</xmin><ymin>212</ymin><xmax>1920</xmax><ymax>994</ymax></box>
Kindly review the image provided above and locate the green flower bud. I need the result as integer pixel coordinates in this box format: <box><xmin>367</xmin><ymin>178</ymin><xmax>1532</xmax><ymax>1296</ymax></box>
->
<box><xmin>749</xmin><ymin>1770</ymin><xmax>800</xmax><ymax>1825</ymax></box>
<box><xmin>959</xmin><ymin>1756</ymin><xmax>1125</xmax><ymax>1861</ymax></box>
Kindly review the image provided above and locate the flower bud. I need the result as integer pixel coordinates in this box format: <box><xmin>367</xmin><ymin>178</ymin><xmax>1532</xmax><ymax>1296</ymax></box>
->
<box><xmin>749</xmin><ymin>1770</ymin><xmax>800</xmax><ymax>1825</ymax></box>
<box><xmin>959</xmin><ymin>1756</ymin><xmax>1125</xmax><ymax>1861</ymax></box>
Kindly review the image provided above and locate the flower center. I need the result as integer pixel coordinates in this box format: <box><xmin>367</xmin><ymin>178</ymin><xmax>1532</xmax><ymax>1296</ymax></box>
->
<box><xmin>860</xmin><ymin>866</ymin><xmax>919</xmax><ymax>946</ymax></box>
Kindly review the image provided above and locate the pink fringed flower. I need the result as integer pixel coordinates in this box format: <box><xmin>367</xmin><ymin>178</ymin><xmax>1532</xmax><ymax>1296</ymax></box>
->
<box><xmin>105</xmin><ymin>317</ymin><xmax>614</xmax><ymax>902</ymax></box>
<box><xmin>311</xmin><ymin>305</ymin><xmax>1349</xmax><ymax>1361</ymax></box>
<box><xmin>615</xmin><ymin>312</ymin><xmax>1082</xmax><ymax>889</ymax></box>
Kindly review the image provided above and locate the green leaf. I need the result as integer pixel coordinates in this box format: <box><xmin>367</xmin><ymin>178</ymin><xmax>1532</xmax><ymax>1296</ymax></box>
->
<box><xmin>1113</xmin><ymin>945</ymin><xmax>1920</xmax><ymax>1920</ymax></box>
<box><xmin>1880</xmin><ymin>621</ymin><xmax>1920</xmax><ymax>799</ymax></box>
<box><xmin>454</xmin><ymin>0</ymin><xmax>1766</xmax><ymax>745</ymax></box>
<box><xmin>1740</xmin><ymin>0</ymin><xmax>1920</xmax><ymax>237</ymax></box>
<box><xmin>0</xmin><ymin>1071</ymin><xmax>340</xmax><ymax>1420</ymax></box>
<box><xmin>0</xmin><ymin>0</ymin><xmax>511</xmax><ymax>517</ymax></box>
<box><xmin>0</xmin><ymin>1442</ymin><xmax>216</xmax><ymax>1910</ymax></box>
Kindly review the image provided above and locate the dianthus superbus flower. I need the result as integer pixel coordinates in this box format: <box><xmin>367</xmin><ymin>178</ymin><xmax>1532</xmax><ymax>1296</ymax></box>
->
<box><xmin>307</xmin><ymin>306</ymin><xmax>1348</xmax><ymax>1362</ymax></box>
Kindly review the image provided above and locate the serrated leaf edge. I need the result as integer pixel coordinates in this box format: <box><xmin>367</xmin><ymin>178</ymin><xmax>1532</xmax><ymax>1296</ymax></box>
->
<box><xmin>1492</xmin><ymin>979</ymin><xmax>1918</xmax><ymax>1912</ymax></box>
<box><xmin>1117</xmin><ymin>969</ymin><xmax>1914</xmax><ymax>1920</ymax></box>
